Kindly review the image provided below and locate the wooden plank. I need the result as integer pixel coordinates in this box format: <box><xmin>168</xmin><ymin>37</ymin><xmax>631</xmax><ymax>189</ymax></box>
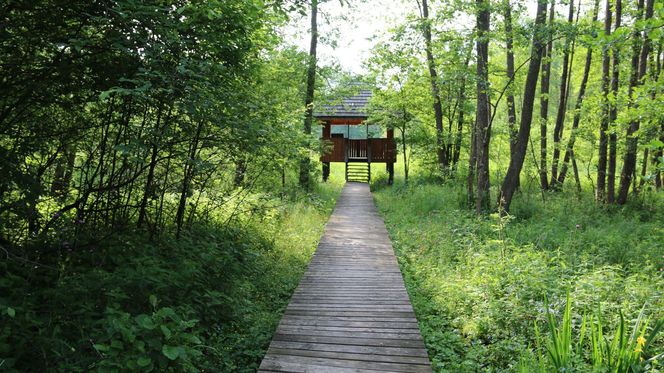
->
<box><xmin>269</xmin><ymin>341</ymin><xmax>430</xmax><ymax>358</ymax></box>
<box><xmin>259</xmin><ymin>183</ymin><xmax>431</xmax><ymax>372</ymax></box>
<box><xmin>261</xmin><ymin>355</ymin><xmax>430</xmax><ymax>373</ymax></box>
<box><xmin>267</xmin><ymin>348</ymin><xmax>431</xmax><ymax>365</ymax></box>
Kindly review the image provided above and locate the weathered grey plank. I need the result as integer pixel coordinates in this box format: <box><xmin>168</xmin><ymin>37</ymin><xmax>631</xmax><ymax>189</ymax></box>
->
<box><xmin>259</xmin><ymin>183</ymin><xmax>431</xmax><ymax>372</ymax></box>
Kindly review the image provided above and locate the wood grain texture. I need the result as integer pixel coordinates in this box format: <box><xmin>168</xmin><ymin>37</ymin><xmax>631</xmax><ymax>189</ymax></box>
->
<box><xmin>259</xmin><ymin>183</ymin><xmax>431</xmax><ymax>372</ymax></box>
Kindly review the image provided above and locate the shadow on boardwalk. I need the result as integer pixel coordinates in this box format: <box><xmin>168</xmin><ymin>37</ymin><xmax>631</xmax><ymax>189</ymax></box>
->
<box><xmin>259</xmin><ymin>182</ymin><xmax>432</xmax><ymax>372</ymax></box>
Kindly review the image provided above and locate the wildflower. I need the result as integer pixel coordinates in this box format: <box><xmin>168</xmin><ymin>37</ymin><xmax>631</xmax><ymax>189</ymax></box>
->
<box><xmin>637</xmin><ymin>336</ymin><xmax>646</xmax><ymax>347</ymax></box>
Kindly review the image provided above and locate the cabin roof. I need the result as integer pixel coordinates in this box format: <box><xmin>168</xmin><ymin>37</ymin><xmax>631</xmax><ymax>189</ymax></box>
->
<box><xmin>315</xmin><ymin>89</ymin><xmax>372</xmax><ymax>120</ymax></box>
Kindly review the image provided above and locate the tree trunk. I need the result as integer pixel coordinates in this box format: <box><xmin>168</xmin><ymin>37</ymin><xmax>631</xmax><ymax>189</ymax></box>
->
<box><xmin>504</xmin><ymin>0</ymin><xmax>518</xmax><ymax>158</ymax></box>
<box><xmin>453</xmin><ymin>40</ymin><xmax>474</xmax><ymax>168</ymax></box>
<box><xmin>617</xmin><ymin>0</ymin><xmax>652</xmax><ymax>205</ymax></box>
<box><xmin>539</xmin><ymin>0</ymin><xmax>555</xmax><ymax>191</ymax></box>
<box><xmin>639</xmin><ymin>148</ymin><xmax>649</xmax><ymax>189</ymax></box>
<box><xmin>234</xmin><ymin>158</ymin><xmax>247</xmax><ymax>187</ymax></box>
<box><xmin>558</xmin><ymin>0</ymin><xmax>600</xmax><ymax>186</ymax></box>
<box><xmin>421</xmin><ymin>0</ymin><xmax>448</xmax><ymax>173</ymax></box>
<box><xmin>176</xmin><ymin>120</ymin><xmax>203</xmax><ymax>239</ymax></box>
<box><xmin>138</xmin><ymin>105</ymin><xmax>164</xmax><ymax>228</ymax></box>
<box><xmin>550</xmin><ymin>0</ymin><xmax>576</xmax><ymax>188</ymax></box>
<box><xmin>467</xmin><ymin>118</ymin><xmax>477</xmax><ymax>206</ymax></box>
<box><xmin>475</xmin><ymin>0</ymin><xmax>491</xmax><ymax>214</ymax></box>
<box><xmin>607</xmin><ymin>0</ymin><xmax>622</xmax><ymax>203</ymax></box>
<box><xmin>656</xmin><ymin>44</ymin><xmax>663</xmax><ymax>190</ymax></box>
<box><xmin>498</xmin><ymin>0</ymin><xmax>548</xmax><ymax>212</ymax></box>
<box><xmin>571</xmin><ymin>149</ymin><xmax>582</xmax><ymax>196</ymax></box>
<box><xmin>299</xmin><ymin>0</ymin><xmax>318</xmax><ymax>189</ymax></box>
<box><xmin>597</xmin><ymin>0</ymin><xmax>612</xmax><ymax>201</ymax></box>
<box><xmin>401</xmin><ymin>126</ymin><xmax>409</xmax><ymax>181</ymax></box>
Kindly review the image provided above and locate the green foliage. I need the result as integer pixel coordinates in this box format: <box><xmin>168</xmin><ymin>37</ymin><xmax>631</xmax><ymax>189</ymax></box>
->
<box><xmin>92</xmin><ymin>306</ymin><xmax>202</xmax><ymax>371</ymax></box>
<box><xmin>0</xmin><ymin>182</ymin><xmax>341</xmax><ymax>371</ymax></box>
<box><xmin>532</xmin><ymin>296</ymin><xmax>664</xmax><ymax>372</ymax></box>
<box><xmin>374</xmin><ymin>178</ymin><xmax>664</xmax><ymax>372</ymax></box>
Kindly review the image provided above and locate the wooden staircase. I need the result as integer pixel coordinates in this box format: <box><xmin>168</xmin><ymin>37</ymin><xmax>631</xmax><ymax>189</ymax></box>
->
<box><xmin>345</xmin><ymin>160</ymin><xmax>370</xmax><ymax>183</ymax></box>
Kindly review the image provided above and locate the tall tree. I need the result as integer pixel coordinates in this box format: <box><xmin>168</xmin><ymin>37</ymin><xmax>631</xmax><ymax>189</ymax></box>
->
<box><xmin>550</xmin><ymin>0</ymin><xmax>577</xmax><ymax>188</ymax></box>
<box><xmin>607</xmin><ymin>0</ymin><xmax>622</xmax><ymax>203</ymax></box>
<box><xmin>539</xmin><ymin>0</ymin><xmax>555</xmax><ymax>191</ymax></box>
<box><xmin>419</xmin><ymin>0</ymin><xmax>448</xmax><ymax>173</ymax></box>
<box><xmin>617</xmin><ymin>0</ymin><xmax>653</xmax><ymax>204</ymax></box>
<box><xmin>504</xmin><ymin>0</ymin><xmax>518</xmax><ymax>159</ymax></box>
<box><xmin>597</xmin><ymin>0</ymin><xmax>613</xmax><ymax>201</ymax></box>
<box><xmin>498</xmin><ymin>0</ymin><xmax>548</xmax><ymax>212</ymax></box>
<box><xmin>299</xmin><ymin>0</ymin><xmax>319</xmax><ymax>189</ymax></box>
<box><xmin>475</xmin><ymin>0</ymin><xmax>491</xmax><ymax>213</ymax></box>
<box><xmin>558</xmin><ymin>0</ymin><xmax>600</xmax><ymax>186</ymax></box>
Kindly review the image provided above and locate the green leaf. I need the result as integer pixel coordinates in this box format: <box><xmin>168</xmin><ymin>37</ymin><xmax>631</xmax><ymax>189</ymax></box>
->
<box><xmin>646</xmin><ymin>139</ymin><xmax>664</xmax><ymax>150</ymax></box>
<box><xmin>149</xmin><ymin>295</ymin><xmax>157</xmax><ymax>308</ymax></box>
<box><xmin>137</xmin><ymin>356</ymin><xmax>152</xmax><ymax>367</ymax></box>
<box><xmin>162</xmin><ymin>345</ymin><xmax>180</xmax><ymax>360</ymax></box>
<box><xmin>93</xmin><ymin>343</ymin><xmax>109</xmax><ymax>352</ymax></box>
<box><xmin>135</xmin><ymin>314</ymin><xmax>156</xmax><ymax>330</ymax></box>
<box><xmin>160</xmin><ymin>325</ymin><xmax>172</xmax><ymax>339</ymax></box>
<box><xmin>6</xmin><ymin>307</ymin><xmax>15</xmax><ymax>318</ymax></box>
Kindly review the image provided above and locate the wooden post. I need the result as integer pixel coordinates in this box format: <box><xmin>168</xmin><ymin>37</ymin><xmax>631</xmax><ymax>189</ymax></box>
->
<box><xmin>322</xmin><ymin>121</ymin><xmax>331</xmax><ymax>181</ymax></box>
<box><xmin>387</xmin><ymin>128</ymin><xmax>394</xmax><ymax>185</ymax></box>
<box><xmin>366</xmin><ymin>122</ymin><xmax>372</xmax><ymax>182</ymax></box>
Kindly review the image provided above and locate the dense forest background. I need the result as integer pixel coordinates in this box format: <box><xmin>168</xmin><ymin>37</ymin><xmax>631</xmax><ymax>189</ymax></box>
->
<box><xmin>0</xmin><ymin>0</ymin><xmax>662</xmax><ymax>371</ymax></box>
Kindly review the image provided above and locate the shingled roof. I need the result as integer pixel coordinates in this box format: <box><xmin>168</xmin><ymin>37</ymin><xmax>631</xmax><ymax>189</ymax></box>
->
<box><xmin>314</xmin><ymin>89</ymin><xmax>372</xmax><ymax>119</ymax></box>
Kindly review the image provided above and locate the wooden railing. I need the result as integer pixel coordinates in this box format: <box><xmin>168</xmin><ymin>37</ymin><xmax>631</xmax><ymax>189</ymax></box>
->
<box><xmin>347</xmin><ymin>139</ymin><xmax>368</xmax><ymax>159</ymax></box>
<box><xmin>321</xmin><ymin>138</ymin><xmax>396</xmax><ymax>163</ymax></box>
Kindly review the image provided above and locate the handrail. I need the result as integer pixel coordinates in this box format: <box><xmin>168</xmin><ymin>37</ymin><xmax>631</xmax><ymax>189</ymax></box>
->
<box><xmin>321</xmin><ymin>138</ymin><xmax>395</xmax><ymax>163</ymax></box>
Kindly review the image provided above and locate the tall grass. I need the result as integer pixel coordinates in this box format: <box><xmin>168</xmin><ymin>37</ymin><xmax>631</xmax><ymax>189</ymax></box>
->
<box><xmin>373</xmin><ymin>177</ymin><xmax>664</xmax><ymax>372</ymax></box>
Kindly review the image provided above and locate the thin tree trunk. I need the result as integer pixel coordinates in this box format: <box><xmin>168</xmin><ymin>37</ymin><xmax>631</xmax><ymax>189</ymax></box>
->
<box><xmin>597</xmin><ymin>0</ymin><xmax>612</xmax><ymax>201</ymax></box>
<box><xmin>639</xmin><ymin>148</ymin><xmax>649</xmax><ymax>189</ymax></box>
<box><xmin>420</xmin><ymin>0</ymin><xmax>448</xmax><ymax>173</ymax></box>
<box><xmin>655</xmin><ymin>44</ymin><xmax>663</xmax><ymax>190</ymax></box>
<box><xmin>571</xmin><ymin>149</ymin><xmax>582</xmax><ymax>196</ymax></box>
<box><xmin>176</xmin><ymin>120</ymin><xmax>203</xmax><ymax>239</ymax></box>
<box><xmin>504</xmin><ymin>0</ymin><xmax>518</xmax><ymax>158</ymax></box>
<box><xmin>138</xmin><ymin>105</ymin><xmax>164</xmax><ymax>228</ymax></box>
<box><xmin>467</xmin><ymin>118</ymin><xmax>477</xmax><ymax>206</ymax></box>
<box><xmin>558</xmin><ymin>0</ymin><xmax>600</xmax><ymax>185</ymax></box>
<box><xmin>453</xmin><ymin>39</ymin><xmax>474</xmax><ymax>167</ymax></box>
<box><xmin>401</xmin><ymin>126</ymin><xmax>409</xmax><ymax>181</ymax></box>
<box><xmin>475</xmin><ymin>0</ymin><xmax>491</xmax><ymax>214</ymax></box>
<box><xmin>607</xmin><ymin>0</ymin><xmax>622</xmax><ymax>203</ymax></box>
<box><xmin>498</xmin><ymin>0</ymin><xmax>548</xmax><ymax>212</ymax></box>
<box><xmin>299</xmin><ymin>0</ymin><xmax>318</xmax><ymax>189</ymax></box>
<box><xmin>539</xmin><ymin>0</ymin><xmax>555</xmax><ymax>191</ymax></box>
<box><xmin>617</xmin><ymin>0</ymin><xmax>652</xmax><ymax>205</ymax></box>
<box><xmin>234</xmin><ymin>158</ymin><xmax>247</xmax><ymax>187</ymax></box>
<box><xmin>550</xmin><ymin>0</ymin><xmax>577</xmax><ymax>187</ymax></box>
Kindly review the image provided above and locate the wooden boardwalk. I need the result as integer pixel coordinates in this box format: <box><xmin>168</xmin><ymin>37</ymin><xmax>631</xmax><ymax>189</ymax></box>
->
<box><xmin>259</xmin><ymin>183</ymin><xmax>431</xmax><ymax>372</ymax></box>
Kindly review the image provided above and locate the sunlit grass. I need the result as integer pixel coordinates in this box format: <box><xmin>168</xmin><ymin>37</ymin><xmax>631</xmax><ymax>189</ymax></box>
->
<box><xmin>373</xmin><ymin>174</ymin><xmax>664</xmax><ymax>371</ymax></box>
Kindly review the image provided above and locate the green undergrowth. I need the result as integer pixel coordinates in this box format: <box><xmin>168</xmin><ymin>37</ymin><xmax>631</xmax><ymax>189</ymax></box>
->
<box><xmin>0</xmin><ymin>182</ymin><xmax>342</xmax><ymax>372</ymax></box>
<box><xmin>373</xmin><ymin>180</ymin><xmax>664</xmax><ymax>372</ymax></box>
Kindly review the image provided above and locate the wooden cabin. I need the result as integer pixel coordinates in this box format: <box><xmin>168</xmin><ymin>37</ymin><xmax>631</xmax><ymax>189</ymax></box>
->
<box><xmin>316</xmin><ymin>89</ymin><xmax>396</xmax><ymax>183</ymax></box>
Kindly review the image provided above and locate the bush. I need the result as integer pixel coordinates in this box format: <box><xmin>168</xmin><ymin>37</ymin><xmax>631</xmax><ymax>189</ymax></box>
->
<box><xmin>0</xmin><ymin>183</ymin><xmax>341</xmax><ymax>371</ymax></box>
